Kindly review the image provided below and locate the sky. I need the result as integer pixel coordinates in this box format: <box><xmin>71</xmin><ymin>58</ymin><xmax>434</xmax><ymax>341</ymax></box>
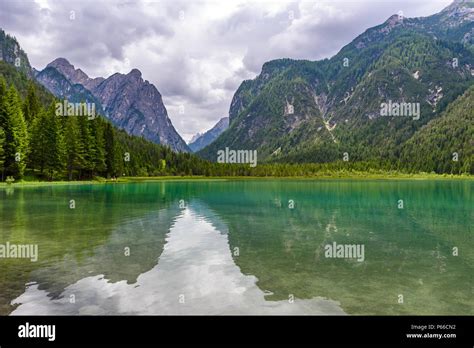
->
<box><xmin>0</xmin><ymin>0</ymin><xmax>452</xmax><ymax>142</ymax></box>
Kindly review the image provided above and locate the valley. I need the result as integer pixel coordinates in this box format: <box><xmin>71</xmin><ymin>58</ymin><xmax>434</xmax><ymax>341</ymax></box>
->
<box><xmin>0</xmin><ymin>0</ymin><xmax>472</xmax><ymax>181</ymax></box>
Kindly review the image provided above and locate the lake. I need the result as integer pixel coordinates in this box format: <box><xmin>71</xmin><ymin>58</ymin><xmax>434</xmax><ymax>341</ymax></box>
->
<box><xmin>0</xmin><ymin>179</ymin><xmax>472</xmax><ymax>315</ymax></box>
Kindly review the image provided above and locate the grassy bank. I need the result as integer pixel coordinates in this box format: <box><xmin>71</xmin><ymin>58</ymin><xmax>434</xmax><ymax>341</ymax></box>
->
<box><xmin>0</xmin><ymin>172</ymin><xmax>472</xmax><ymax>188</ymax></box>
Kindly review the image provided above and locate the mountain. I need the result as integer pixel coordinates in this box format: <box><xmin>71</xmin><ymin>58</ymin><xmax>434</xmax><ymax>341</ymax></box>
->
<box><xmin>35</xmin><ymin>65</ymin><xmax>105</xmax><ymax>114</ymax></box>
<box><xmin>91</xmin><ymin>68</ymin><xmax>189</xmax><ymax>152</ymax></box>
<box><xmin>36</xmin><ymin>58</ymin><xmax>189</xmax><ymax>152</ymax></box>
<box><xmin>0</xmin><ymin>29</ymin><xmax>34</xmax><ymax>78</ymax></box>
<box><xmin>189</xmin><ymin>132</ymin><xmax>203</xmax><ymax>144</ymax></box>
<box><xmin>198</xmin><ymin>1</ymin><xmax>474</xmax><ymax>172</ymax></box>
<box><xmin>188</xmin><ymin>117</ymin><xmax>229</xmax><ymax>152</ymax></box>
<box><xmin>46</xmin><ymin>57</ymin><xmax>105</xmax><ymax>91</ymax></box>
<box><xmin>400</xmin><ymin>85</ymin><xmax>473</xmax><ymax>173</ymax></box>
<box><xmin>0</xmin><ymin>35</ymin><xmax>214</xmax><ymax>180</ymax></box>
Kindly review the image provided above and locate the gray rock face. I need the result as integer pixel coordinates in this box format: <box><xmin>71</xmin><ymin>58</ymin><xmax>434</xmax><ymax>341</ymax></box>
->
<box><xmin>0</xmin><ymin>29</ymin><xmax>34</xmax><ymax>78</ymax></box>
<box><xmin>440</xmin><ymin>0</ymin><xmax>474</xmax><ymax>24</ymax></box>
<box><xmin>47</xmin><ymin>58</ymin><xmax>105</xmax><ymax>91</ymax></box>
<box><xmin>188</xmin><ymin>117</ymin><xmax>229</xmax><ymax>152</ymax></box>
<box><xmin>189</xmin><ymin>132</ymin><xmax>203</xmax><ymax>144</ymax></box>
<box><xmin>37</xmin><ymin>58</ymin><xmax>189</xmax><ymax>152</ymax></box>
<box><xmin>93</xmin><ymin>69</ymin><xmax>189</xmax><ymax>152</ymax></box>
<box><xmin>35</xmin><ymin>66</ymin><xmax>105</xmax><ymax>115</ymax></box>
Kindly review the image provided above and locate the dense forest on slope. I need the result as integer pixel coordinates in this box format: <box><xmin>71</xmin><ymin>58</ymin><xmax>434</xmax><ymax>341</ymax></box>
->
<box><xmin>400</xmin><ymin>85</ymin><xmax>473</xmax><ymax>173</ymax></box>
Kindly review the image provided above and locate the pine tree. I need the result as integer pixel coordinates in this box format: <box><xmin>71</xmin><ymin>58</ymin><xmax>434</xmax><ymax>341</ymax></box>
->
<box><xmin>90</xmin><ymin>119</ymin><xmax>106</xmax><ymax>176</ymax></box>
<box><xmin>0</xmin><ymin>77</ymin><xmax>7</xmax><ymax>133</ymax></box>
<box><xmin>3</xmin><ymin>86</ymin><xmax>29</xmax><ymax>178</ymax></box>
<box><xmin>64</xmin><ymin>116</ymin><xmax>82</xmax><ymax>180</ymax></box>
<box><xmin>104</xmin><ymin>122</ymin><xmax>118</xmax><ymax>177</ymax></box>
<box><xmin>77</xmin><ymin>114</ymin><xmax>94</xmax><ymax>178</ymax></box>
<box><xmin>28</xmin><ymin>108</ymin><xmax>49</xmax><ymax>174</ymax></box>
<box><xmin>43</xmin><ymin>102</ymin><xmax>65</xmax><ymax>179</ymax></box>
<box><xmin>0</xmin><ymin>127</ymin><xmax>5</xmax><ymax>181</ymax></box>
<box><xmin>23</xmin><ymin>81</ymin><xmax>41</xmax><ymax>126</ymax></box>
<box><xmin>0</xmin><ymin>76</ymin><xmax>6</xmax><ymax>100</ymax></box>
<box><xmin>0</xmin><ymin>77</ymin><xmax>6</xmax><ymax>181</ymax></box>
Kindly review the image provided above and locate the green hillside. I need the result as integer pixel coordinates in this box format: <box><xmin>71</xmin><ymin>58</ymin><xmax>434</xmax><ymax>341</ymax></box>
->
<box><xmin>198</xmin><ymin>4</ymin><xmax>474</xmax><ymax>175</ymax></box>
<box><xmin>400</xmin><ymin>85</ymin><xmax>474</xmax><ymax>173</ymax></box>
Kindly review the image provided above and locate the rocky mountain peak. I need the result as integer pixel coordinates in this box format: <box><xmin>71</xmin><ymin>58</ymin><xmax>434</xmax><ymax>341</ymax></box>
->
<box><xmin>439</xmin><ymin>0</ymin><xmax>474</xmax><ymax>23</ymax></box>
<box><xmin>189</xmin><ymin>132</ymin><xmax>203</xmax><ymax>144</ymax></box>
<box><xmin>46</xmin><ymin>57</ymin><xmax>105</xmax><ymax>91</ymax></box>
<box><xmin>125</xmin><ymin>68</ymin><xmax>144</xmax><ymax>85</ymax></box>
<box><xmin>189</xmin><ymin>117</ymin><xmax>229</xmax><ymax>152</ymax></box>
<box><xmin>380</xmin><ymin>13</ymin><xmax>406</xmax><ymax>33</ymax></box>
<box><xmin>47</xmin><ymin>57</ymin><xmax>89</xmax><ymax>82</ymax></box>
<box><xmin>386</xmin><ymin>14</ymin><xmax>403</xmax><ymax>23</ymax></box>
<box><xmin>37</xmin><ymin>57</ymin><xmax>189</xmax><ymax>152</ymax></box>
<box><xmin>444</xmin><ymin>0</ymin><xmax>473</xmax><ymax>10</ymax></box>
<box><xmin>128</xmin><ymin>68</ymin><xmax>142</xmax><ymax>78</ymax></box>
<box><xmin>47</xmin><ymin>57</ymin><xmax>74</xmax><ymax>69</ymax></box>
<box><xmin>0</xmin><ymin>29</ymin><xmax>34</xmax><ymax>77</ymax></box>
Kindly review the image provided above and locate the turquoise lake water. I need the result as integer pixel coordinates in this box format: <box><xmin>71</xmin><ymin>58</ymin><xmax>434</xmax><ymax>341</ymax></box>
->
<box><xmin>0</xmin><ymin>180</ymin><xmax>472</xmax><ymax>315</ymax></box>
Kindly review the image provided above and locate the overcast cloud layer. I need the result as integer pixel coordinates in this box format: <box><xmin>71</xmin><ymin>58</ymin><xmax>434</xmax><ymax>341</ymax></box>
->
<box><xmin>1</xmin><ymin>0</ymin><xmax>451</xmax><ymax>142</ymax></box>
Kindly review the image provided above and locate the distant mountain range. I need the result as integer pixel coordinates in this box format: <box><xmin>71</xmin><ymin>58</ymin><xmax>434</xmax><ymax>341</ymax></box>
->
<box><xmin>198</xmin><ymin>0</ymin><xmax>473</xmax><ymax>172</ymax></box>
<box><xmin>188</xmin><ymin>117</ymin><xmax>229</xmax><ymax>152</ymax></box>
<box><xmin>36</xmin><ymin>58</ymin><xmax>189</xmax><ymax>152</ymax></box>
<box><xmin>1</xmin><ymin>0</ymin><xmax>472</xmax><ymax>173</ymax></box>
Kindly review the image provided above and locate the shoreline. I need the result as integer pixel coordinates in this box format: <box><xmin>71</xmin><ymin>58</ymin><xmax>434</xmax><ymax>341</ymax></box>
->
<box><xmin>0</xmin><ymin>173</ymin><xmax>472</xmax><ymax>188</ymax></box>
